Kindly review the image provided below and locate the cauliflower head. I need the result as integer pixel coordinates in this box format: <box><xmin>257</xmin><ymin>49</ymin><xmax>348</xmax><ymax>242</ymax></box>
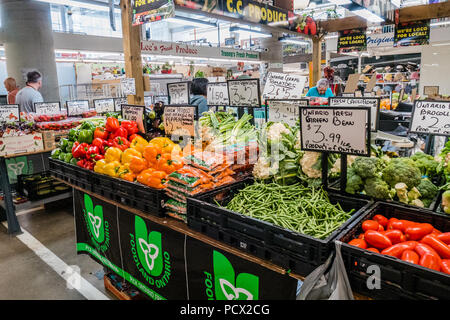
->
<box><xmin>300</xmin><ymin>151</ymin><xmax>322</xmax><ymax>179</ymax></box>
<box><xmin>267</xmin><ymin>122</ymin><xmax>290</xmax><ymax>142</ymax></box>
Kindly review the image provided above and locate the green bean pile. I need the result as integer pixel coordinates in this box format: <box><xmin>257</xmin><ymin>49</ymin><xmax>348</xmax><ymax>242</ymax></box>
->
<box><xmin>225</xmin><ymin>182</ymin><xmax>354</xmax><ymax>240</ymax></box>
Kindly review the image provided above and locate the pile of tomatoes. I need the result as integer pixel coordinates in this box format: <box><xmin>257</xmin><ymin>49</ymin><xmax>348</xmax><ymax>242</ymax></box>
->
<box><xmin>348</xmin><ymin>215</ymin><xmax>450</xmax><ymax>274</ymax></box>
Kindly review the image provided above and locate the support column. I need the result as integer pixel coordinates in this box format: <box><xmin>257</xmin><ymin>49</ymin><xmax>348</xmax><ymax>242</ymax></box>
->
<box><xmin>120</xmin><ymin>0</ymin><xmax>144</xmax><ymax>105</ymax></box>
<box><xmin>311</xmin><ymin>35</ymin><xmax>323</xmax><ymax>87</ymax></box>
<box><xmin>260</xmin><ymin>33</ymin><xmax>284</xmax><ymax>74</ymax></box>
<box><xmin>0</xmin><ymin>0</ymin><xmax>60</xmax><ymax>102</ymax></box>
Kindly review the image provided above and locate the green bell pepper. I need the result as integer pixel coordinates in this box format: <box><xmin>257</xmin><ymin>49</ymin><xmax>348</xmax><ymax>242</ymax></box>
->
<box><xmin>68</xmin><ymin>128</ymin><xmax>79</xmax><ymax>141</ymax></box>
<box><xmin>66</xmin><ymin>141</ymin><xmax>74</xmax><ymax>154</ymax></box>
<box><xmin>80</xmin><ymin>120</ymin><xmax>96</xmax><ymax>131</ymax></box>
<box><xmin>64</xmin><ymin>153</ymin><xmax>73</xmax><ymax>163</ymax></box>
<box><xmin>51</xmin><ymin>148</ymin><xmax>62</xmax><ymax>159</ymax></box>
<box><xmin>59</xmin><ymin>138</ymin><xmax>69</xmax><ymax>150</ymax></box>
<box><xmin>58</xmin><ymin>152</ymin><xmax>66</xmax><ymax>162</ymax></box>
<box><xmin>70</xmin><ymin>157</ymin><xmax>78</xmax><ymax>166</ymax></box>
<box><xmin>78</xmin><ymin>129</ymin><xmax>93</xmax><ymax>144</ymax></box>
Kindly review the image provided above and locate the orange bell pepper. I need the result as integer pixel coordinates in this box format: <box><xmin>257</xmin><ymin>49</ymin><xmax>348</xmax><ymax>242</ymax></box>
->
<box><xmin>137</xmin><ymin>168</ymin><xmax>155</xmax><ymax>185</ymax></box>
<box><xmin>142</xmin><ymin>143</ymin><xmax>164</xmax><ymax>164</ymax></box>
<box><xmin>156</xmin><ymin>154</ymin><xmax>184</xmax><ymax>174</ymax></box>
<box><xmin>122</xmin><ymin>148</ymin><xmax>142</xmax><ymax>164</ymax></box>
<box><xmin>118</xmin><ymin>164</ymin><xmax>136</xmax><ymax>182</ymax></box>
<box><xmin>137</xmin><ymin>169</ymin><xmax>167</xmax><ymax>189</ymax></box>
<box><xmin>129</xmin><ymin>156</ymin><xmax>148</xmax><ymax>174</ymax></box>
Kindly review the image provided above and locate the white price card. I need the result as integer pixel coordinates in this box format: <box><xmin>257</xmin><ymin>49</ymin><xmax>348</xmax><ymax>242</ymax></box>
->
<box><xmin>34</xmin><ymin>102</ymin><xmax>61</xmax><ymax>115</ymax></box>
<box><xmin>121</xmin><ymin>78</ymin><xmax>136</xmax><ymax>96</ymax></box>
<box><xmin>267</xmin><ymin>99</ymin><xmax>308</xmax><ymax>127</ymax></box>
<box><xmin>114</xmin><ymin>97</ymin><xmax>127</xmax><ymax>112</ymax></box>
<box><xmin>207</xmin><ymin>82</ymin><xmax>229</xmax><ymax>106</ymax></box>
<box><xmin>67</xmin><ymin>100</ymin><xmax>90</xmax><ymax>116</ymax></box>
<box><xmin>262</xmin><ymin>72</ymin><xmax>306</xmax><ymax>100</ymax></box>
<box><xmin>167</xmin><ymin>82</ymin><xmax>190</xmax><ymax>105</ymax></box>
<box><xmin>409</xmin><ymin>100</ymin><xmax>450</xmax><ymax>136</ymax></box>
<box><xmin>329</xmin><ymin>97</ymin><xmax>380</xmax><ymax>132</ymax></box>
<box><xmin>227</xmin><ymin>79</ymin><xmax>261</xmax><ymax>108</ymax></box>
<box><xmin>299</xmin><ymin>107</ymin><xmax>371</xmax><ymax>156</ymax></box>
<box><xmin>0</xmin><ymin>105</ymin><xmax>19</xmax><ymax>123</ymax></box>
<box><xmin>121</xmin><ymin>105</ymin><xmax>145</xmax><ymax>133</ymax></box>
<box><xmin>94</xmin><ymin>98</ymin><xmax>115</xmax><ymax>114</ymax></box>
<box><xmin>144</xmin><ymin>96</ymin><xmax>153</xmax><ymax>108</ymax></box>
<box><xmin>163</xmin><ymin>105</ymin><xmax>196</xmax><ymax>137</ymax></box>
<box><xmin>153</xmin><ymin>95</ymin><xmax>169</xmax><ymax>105</ymax></box>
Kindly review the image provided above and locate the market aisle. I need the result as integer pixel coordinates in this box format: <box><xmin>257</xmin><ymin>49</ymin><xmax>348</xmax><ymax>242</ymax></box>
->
<box><xmin>0</xmin><ymin>203</ymin><xmax>116</xmax><ymax>300</ymax></box>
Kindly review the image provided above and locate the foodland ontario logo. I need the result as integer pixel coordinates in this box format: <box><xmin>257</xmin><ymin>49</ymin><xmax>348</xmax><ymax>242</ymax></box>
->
<box><xmin>83</xmin><ymin>194</ymin><xmax>110</xmax><ymax>252</ymax></box>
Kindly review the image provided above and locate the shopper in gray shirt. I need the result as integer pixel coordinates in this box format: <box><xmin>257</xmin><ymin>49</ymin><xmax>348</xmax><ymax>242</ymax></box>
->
<box><xmin>15</xmin><ymin>71</ymin><xmax>44</xmax><ymax>113</ymax></box>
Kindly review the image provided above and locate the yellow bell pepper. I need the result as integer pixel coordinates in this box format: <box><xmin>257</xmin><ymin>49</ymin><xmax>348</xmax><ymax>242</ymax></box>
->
<box><xmin>130</xmin><ymin>136</ymin><xmax>149</xmax><ymax>154</ymax></box>
<box><xmin>118</xmin><ymin>163</ymin><xmax>136</xmax><ymax>182</ymax></box>
<box><xmin>103</xmin><ymin>161</ymin><xmax>121</xmax><ymax>177</ymax></box>
<box><xmin>122</xmin><ymin>148</ymin><xmax>142</xmax><ymax>164</ymax></box>
<box><xmin>94</xmin><ymin>159</ymin><xmax>107</xmax><ymax>174</ymax></box>
<box><xmin>105</xmin><ymin>147</ymin><xmax>122</xmax><ymax>163</ymax></box>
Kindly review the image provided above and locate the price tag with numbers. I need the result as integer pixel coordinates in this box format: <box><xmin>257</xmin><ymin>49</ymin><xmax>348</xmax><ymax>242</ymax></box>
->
<box><xmin>409</xmin><ymin>100</ymin><xmax>450</xmax><ymax>136</ymax></box>
<box><xmin>299</xmin><ymin>106</ymin><xmax>371</xmax><ymax>156</ymax></box>
<box><xmin>163</xmin><ymin>105</ymin><xmax>197</xmax><ymax>137</ymax></box>
<box><xmin>227</xmin><ymin>79</ymin><xmax>261</xmax><ymax>108</ymax></box>
<box><xmin>167</xmin><ymin>82</ymin><xmax>190</xmax><ymax>105</ymax></box>
<box><xmin>121</xmin><ymin>78</ymin><xmax>136</xmax><ymax>96</ymax></box>
<box><xmin>114</xmin><ymin>97</ymin><xmax>127</xmax><ymax>112</ymax></box>
<box><xmin>93</xmin><ymin>98</ymin><xmax>115</xmax><ymax>114</ymax></box>
<box><xmin>67</xmin><ymin>100</ymin><xmax>90</xmax><ymax>116</ymax></box>
<box><xmin>34</xmin><ymin>102</ymin><xmax>61</xmax><ymax>116</ymax></box>
<box><xmin>0</xmin><ymin>104</ymin><xmax>20</xmax><ymax>123</ymax></box>
<box><xmin>329</xmin><ymin>97</ymin><xmax>380</xmax><ymax>132</ymax></box>
<box><xmin>262</xmin><ymin>72</ymin><xmax>306</xmax><ymax>100</ymax></box>
<box><xmin>267</xmin><ymin>99</ymin><xmax>308</xmax><ymax>127</ymax></box>
<box><xmin>121</xmin><ymin>104</ymin><xmax>146</xmax><ymax>133</ymax></box>
<box><xmin>153</xmin><ymin>95</ymin><xmax>169</xmax><ymax>105</ymax></box>
<box><xmin>207</xmin><ymin>82</ymin><xmax>229</xmax><ymax>106</ymax></box>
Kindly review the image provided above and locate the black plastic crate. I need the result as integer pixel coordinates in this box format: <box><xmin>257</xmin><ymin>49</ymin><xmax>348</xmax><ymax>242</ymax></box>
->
<box><xmin>186</xmin><ymin>178</ymin><xmax>372</xmax><ymax>276</ymax></box>
<box><xmin>336</xmin><ymin>201</ymin><xmax>450</xmax><ymax>300</ymax></box>
<box><xmin>17</xmin><ymin>171</ymin><xmax>71</xmax><ymax>201</ymax></box>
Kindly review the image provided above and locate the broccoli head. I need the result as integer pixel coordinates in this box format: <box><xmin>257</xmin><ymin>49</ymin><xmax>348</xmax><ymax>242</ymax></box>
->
<box><xmin>411</xmin><ymin>152</ymin><xmax>439</xmax><ymax>178</ymax></box>
<box><xmin>416</xmin><ymin>178</ymin><xmax>438</xmax><ymax>200</ymax></box>
<box><xmin>352</xmin><ymin>157</ymin><xmax>381</xmax><ymax>179</ymax></box>
<box><xmin>382</xmin><ymin>157</ymin><xmax>422</xmax><ymax>189</ymax></box>
<box><xmin>364</xmin><ymin>177</ymin><xmax>393</xmax><ymax>200</ymax></box>
<box><xmin>346</xmin><ymin>167</ymin><xmax>363</xmax><ymax>194</ymax></box>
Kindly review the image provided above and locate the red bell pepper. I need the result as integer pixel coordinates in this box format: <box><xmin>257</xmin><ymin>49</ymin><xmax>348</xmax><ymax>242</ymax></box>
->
<box><xmin>86</xmin><ymin>145</ymin><xmax>100</xmax><ymax>160</ymax></box>
<box><xmin>92</xmin><ymin>138</ymin><xmax>105</xmax><ymax>150</ymax></box>
<box><xmin>121</xmin><ymin>120</ymin><xmax>139</xmax><ymax>137</ymax></box>
<box><xmin>111</xmin><ymin>136</ymin><xmax>130</xmax><ymax>151</ymax></box>
<box><xmin>71</xmin><ymin>141</ymin><xmax>80</xmax><ymax>154</ymax></box>
<box><xmin>105</xmin><ymin>117</ymin><xmax>120</xmax><ymax>132</ymax></box>
<box><xmin>128</xmin><ymin>133</ymin><xmax>139</xmax><ymax>142</ymax></box>
<box><xmin>72</xmin><ymin>143</ymin><xmax>89</xmax><ymax>159</ymax></box>
<box><xmin>94</xmin><ymin>154</ymin><xmax>104</xmax><ymax>161</ymax></box>
<box><xmin>94</xmin><ymin>127</ymin><xmax>109</xmax><ymax>140</ymax></box>
<box><xmin>110</xmin><ymin>127</ymin><xmax>128</xmax><ymax>140</ymax></box>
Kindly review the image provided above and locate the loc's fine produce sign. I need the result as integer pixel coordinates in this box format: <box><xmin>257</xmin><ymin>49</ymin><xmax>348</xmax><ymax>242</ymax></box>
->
<box><xmin>299</xmin><ymin>107</ymin><xmax>371</xmax><ymax>156</ymax></box>
<box><xmin>0</xmin><ymin>104</ymin><xmax>20</xmax><ymax>123</ymax></box>
<box><xmin>262</xmin><ymin>72</ymin><xmax>307</xmax><ymax>100</ymax></box>
<box><xmin>394</xmin><ymin>20</ymin><xmax>430</xmax><ymax>47</ymax></box>
<box><xmin>121</xmin><ymin>105</ymin><xmax>146</xmax><ymax>133</ymax></box>
<box><xmin>67</xmin><ymin>100</ymin><xmax>90</xmax><ymax>117</ymax></box>
<box><xmin>227</xmin><ymin>79</ymin><xmax>261</xmax><ymax>108</ymax></box>
<box><xmin>114</xmin><ymin>97</ymin><xmax>127</xmax><ymax>112</ymax></box>
<box><xmin>167</xmin><ymin>82</ymin><xmax>190</xmax><ymax>105</ymax></box>
<box><xmin>267</xmin><ymin>99</ymin><xmax>307</xmax><ymax>127</ymax></box>
<box><xmin>409</xmin><ymin>100</ymin><xmax>450</xmax><ymax>136</ymax></box>
<box><xmin>337</xmin><ymin>28</ymin><xmax>367</xmax><ymax>54</ymax></box>
<box><xmin>328</xmin><ymin>97</ymin><xmax>380</xmax><ymax>132</ymax></box>
<box><xmin>131</xmin><ymin>0</ymin><xmax>175</xmax><ymax>26</ymax></box>
<box><xmin>163</xmin><ymin>106</ymin><xmax>196</xmax><ymax>137</ymax></box>
<box><xmin>34</xmin><ymin>102</ymin><xmax>61</xmax><ymax>116</ymax></box>
<box><xmin>207</xmin><ymin>82</ymin><xmax>230</xmax><ymax>106</ymax></box>
<box><xmin>93</xmin><ymin>98</ymin><xmax>115</xmax><ymax>114</ymax></box>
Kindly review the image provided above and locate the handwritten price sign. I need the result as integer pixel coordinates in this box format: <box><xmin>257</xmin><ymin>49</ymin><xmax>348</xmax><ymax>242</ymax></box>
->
<box><xmin>94</xmin><ymin>98</ymin><xmax>115</xmax><ymax>114</ymax></box>
<box><xmin>0</xmin><ymin>105</ymin><xmax>19</xmax><ymax>123</ymax></box>
<box><xmin>329</xmin><ymin>97</ymin><xmax>380</xmax><ymax>132</ymax></box>
<box><xmin>67</xmin><ymin>100</ymin><xmax>90</xmax><ymax>116</ymax></box>
<box><xmin>267</xmin><ymin>99</ymin><xmax>307</xmax><ymax>126</ymax></box>
<box><xmin>227</xmin><ymin>79</ymin><xmax>261</xmax><ymax>108</ymax></box>
<box><xmin>168</xmin><ymin>82</ymin><xmax>190</xmax><ymax>105</ymax></box>
<box><xmin>207</xmin><ymin>82</ymin><xmax>229</xmax><ymax>106</ymax></box>
<box><xmin>34</xmin><ymin>102</ymin><xmax>61</xmax><ymax>116</ymax></box>
<box><xmin>409</xmin><ymin>100</ymin><xmax>450</xmax><ymax>136</ymax></box>
<box><xmin>263</xmin><ymin>72</ymin><xmax>306</xmax><ymax>100</ymax></box>
<box><xmin>121</xmin><ymin>105</ymin><xmax>145</xmax><ymax>133</ymax></box>
<box><xmin>114</xmin><ymin>97</ymin><xmax>127</xmax><ymax>112</ymax></box>
<box><xmin>163</xmin><ymin>105</ymin><xmax>196</xmax><ymax>137</ymax></box>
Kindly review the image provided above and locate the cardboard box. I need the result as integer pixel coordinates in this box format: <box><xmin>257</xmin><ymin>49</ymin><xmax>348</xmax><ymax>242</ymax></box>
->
<box><xmin>0</xmin><ymin>133</ymin><xmax>44</xmax><ymax>156</ymax></box>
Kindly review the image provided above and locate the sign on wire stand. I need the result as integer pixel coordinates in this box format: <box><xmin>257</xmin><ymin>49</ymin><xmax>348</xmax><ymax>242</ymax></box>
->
<box><xmin>121</xmin><ymin>78</ymin><xmax>136</xmax><ymax>96</ymax></box>
<box><xmin>167</xmin><ymin>82</ymin><xmax>190</xmax><ymax>105</ymax></box>
<box><xmin>328</xmin><ymin>97</ymin><xmax>380</xmax><ymax>132</ymax></box>
<box><xmin>93</xmin><ymin>98</ymin><xmax>115</xmax><ymax>114</ymax></box>
<box><xmin>227</xmin><ymin>79</ymin><xmax>261</xmax><ymax>108</ymax></box>
<box><xmin>67</xmin><ymin>100</ymin><xmax>90</xmax><ymax>117</ymax></box>
<box><xmin>114</xmin><ymin>97</ymin><xmax>127</xmax><ymax>112</ymax></box>
<box><xmin>207</xmin><ymin>82</ymin><xmax>229</xmax><ymax>106</ymax></box>
<box><xmin>34</xmin><ymin>102</ymin><xmax>61</xmax><ymax>115</ymax></box>
<box><xmin>267</xmin><ymin>99</ymin><xmax>308</xmax><ymax>127</ymax></box>
<box><xmin>0</xmin><ymin>104</ymin><xmax>20</xmax><ymax>122</ymax></box>
<box><xmin>299</xmin><ymin>106</ymin><xmax>371</xmax><ymax>156</ymax></box>
<box><xmin>163</xmin><ymin>105</ymin><xmax>197</xmax><ymax>137</ymax></box>
<box><xmin>121</xmin><ymin>104</ymin><xmax>146</xmax><ymax>133</ymax></box>
<box><xmin>262</xmin><ymin>72</ymin><xmax>306</xmax><ymax>100</ymax></box>
<box><xmin>409</xmin><ymin>100</ymin><xmax>450</xmax><ymax>136</ymax></box>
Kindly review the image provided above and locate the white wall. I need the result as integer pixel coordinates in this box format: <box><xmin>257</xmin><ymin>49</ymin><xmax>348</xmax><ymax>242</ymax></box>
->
<box><xmin>420</xmin><ymin>44</ymin><xmax>450</xmax><ymax>96</ymax></box>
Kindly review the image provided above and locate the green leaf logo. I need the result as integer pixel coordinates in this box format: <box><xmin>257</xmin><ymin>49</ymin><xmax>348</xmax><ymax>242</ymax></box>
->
<box><xmin>135</xmin><ymin>216</ymin><xmax>163</xmax><ymax>277</ymax></box>
<box><xmin>84</xmin><ymin>194</ymin><xmax>104</xmax><ymax>244</ymax></box>
<box><xmin>213</xmin><ymin>250</ymin><xmax>259</xmax><ymax>300</ymax></box>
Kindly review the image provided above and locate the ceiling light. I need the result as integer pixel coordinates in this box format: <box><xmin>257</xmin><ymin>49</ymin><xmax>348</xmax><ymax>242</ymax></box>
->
<box><xmin>432</xmin><ymin>42</ymin><xmax>450</xmax><ymax>47</ymax></box>
<box><xmin>327</xmin><ymin>0</ymin><xmax>352</xmax><ymax>5</ymax></box>
<box><xmin>229</xmin><ymin>26</ymin><xmax>272</xmax><ymax>39</ymax></box>
<box><xmin>431</xmin><ymin>21</ymin><xmax>450</xmax><ymax>27</ymax></box>
<box><xmin>279</xmin><ymin>37</ymin><xmax>310</xmax><ymax>45</ymax></box>
<box><xmin>166</xmin><ymin>16</ymin><xmax>217</xmax><ymax>28</ymax></box>
<box><xmin>352</xmin><ymin>8</ymin><xmax>385</xmax><ymax>23</ymax></box>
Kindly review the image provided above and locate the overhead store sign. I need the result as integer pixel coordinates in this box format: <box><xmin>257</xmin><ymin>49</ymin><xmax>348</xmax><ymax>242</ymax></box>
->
<box><xmin>394</xmin><ymin>20</ymin><xmax>430</xmax><ymax>47</ymax></box>
<box><xmin>141</xmin><ymin>40</ymin><xmax>260</xmax><ymax>61</ymax></box>
<box><xmin>132</xmin><ymin>0</ymin><xmax>175</xmax><ymax>26</ymax></box>
<box><xmin>337</xmin><ymin>28</ymin><xmax>367</xmax><ymax>54</ymax></box>
<box><xmin>367</xmin><ymin>32</ymin><xmax>394</xmax><ymax>48</ymax></box>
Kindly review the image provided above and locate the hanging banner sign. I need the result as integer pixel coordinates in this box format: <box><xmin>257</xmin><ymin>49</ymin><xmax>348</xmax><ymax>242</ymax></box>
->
<box><xmin>34</xmin><ymin>102</ymin><xmax>61</xmax><ymax>116</ymax></box>
<box><xmin>227</xmin><ymin>79</ymin><xmax>261</xmax><ymax>108</ymax></box>
<box><xmin>167</xmin><ymin>82</ymin><xmax>190</xmax><ymax>105</ymax></box>
<box><xmin>367</xmin><ymin>32</ymin><xmax>394</xmax><ymax>48</ymax></box>
<box><xmin>337</xmin><ymin>28</ymin><xmax>367</xmax><ymax>54</ymax></box>
<box><xmin>67</xmin><ymin>100</ymin><xmax>90</xmax><ymax>117</ymax></box>
<box><xmin>131</xmin><ymin>0</ymin><xmax>175</xmax><ymax>26</ymax></box>
<box><xmin>122</xmin><ymin>105</ymin><xmax>146</xmax><ymax>133</ymax></box>
<box><xmin>267</xmin><ymin>99</ymin><xmax>307</xmax><ymax>127</ymax></box>
<box><xmin>207</xmin><ymin>82</ymin><xmax>230</xmax><ymax>106</ymax></box>
<box><xmin>394</xmin><ymin>20</ymin><xmax>430</xmax><ymax>47</ymax></box>
<box><xmin>0</xmin><ymin>104</ymin><xmax>20</xmax><ymax>123</ymax></box>
<box><xmin>114</xmin><ymin>97</ymin><xmax>127</xmax><ymax>112</ymax></box>
<box><xmin>409</xmin><ymin>100</ymin><xmax>450</xmax><ymax>136</ymax></box>
<box><xmin>93</xmin><ymin>98</ymin><xmax>115</xmax><ymax>114</ymax></box>
<box><xmin>328</xmin><ymin>97</ymin><xmax>380</xmax><ymax>132</ymax></box>
<box><xmin>262</xmin><ymin>72</ymin><xmax>306</xmax><ymax>100</ymax></box>
<box><xmin>299</xmin><ymin>107</ymin><xmax>371</xmax><ymax>156</ymax></box>
<box><xmin>163</xmin><ymin>105</ymin><xmax>197</xmax><ymax>137</ymax></box>
<box><xmin>121</xmin><ymin>78</ymin><xmax>136</xmax><ymax>96</ymax></box>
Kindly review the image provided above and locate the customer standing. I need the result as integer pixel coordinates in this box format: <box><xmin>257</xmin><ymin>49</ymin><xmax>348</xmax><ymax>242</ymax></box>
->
<box><xmin>4</xmin><ymin>77</ymin><xmax>19</xmax><ymax>104</ymax></box>
<box><xmin>15</xmin><ymin>71</ymin><xmax>44</xmax><ymax>113</ymax></box>
<box><xmin>305</xmin><ymin>78</ymin><xmax>335</xmax><ymax>98</ymax></box>
<box><xmin>190</xmin><ymin>77</ymin><xmax>209</xmax><ymax>116</ymax></box>
<box><xmin>237</xmin><ymin>66</ymin><xmax>253</xmax><ymax>79</ymax></box>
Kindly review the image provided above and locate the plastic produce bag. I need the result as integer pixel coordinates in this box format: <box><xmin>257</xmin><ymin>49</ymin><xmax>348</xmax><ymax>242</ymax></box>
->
<box><xmin>297</xmin><ymin>241</ymin><xmax>354</xmax><ymax>300</ymax></box>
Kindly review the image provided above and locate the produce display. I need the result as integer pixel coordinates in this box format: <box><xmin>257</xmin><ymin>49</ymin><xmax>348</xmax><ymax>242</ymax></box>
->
<box><xmin>146</xmin><ymin>102</ymin><xmax>165</xmax><ymax>139</ymax></box>
<box><xmin>347</xmin><ymin>214</ymin><xmax>450</xmax><ymax>274</ymax></box>
<box><xmin>437</xmin><ymin>140</ymin><xmax>450</xmax><ymax>214</ymax></box>
<box><xmin>0</xmin><ymin>121</ymin><xmax>38</xmax><ymax>137</ymax></box>
<box><xmin>32</xmin><ymin>113</ymin><xmax>67</xmax><ymax>122</ymax></box>
<box><xmin>36</xmin><ymin>118</ymin><xmax>81</xmax><ymax>131</ymax></box>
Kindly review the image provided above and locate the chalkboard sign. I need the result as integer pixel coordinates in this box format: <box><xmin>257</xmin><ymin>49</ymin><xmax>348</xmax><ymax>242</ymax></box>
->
<box><xmin>267</xmin><ymin>99</ymin><xmax>308</xmax><ymax>127</ymax></box>
<box><xmin>299</xmin><ymin>107</ymin><xmax>371</xmax><ymax>156</ymax></box>
<box><xmin>207</xmin><ymin>82</ymin><xmax>229</xmax><ymax>106</ymax></box>
<box><xmin>262</xmin><ymin>72</ymin><xmax>306</xmax><ymax>100</ymax></box>
<box><xmin>163</xmin><ymin>105</ymin><xmax>197</xmax><ymax>137</ymax></box>
<box><xmin>121</xmin><ymin>105</ymin><xmax>146</xmax><ymax>133</ymax></box>
<box><xmin>114</xmin><ymin>97</ymin><xmax>127</xmax><ymax>112</ymax></box>
<box><xmin>66</xmin><ymin>100</ymin><xmax>90</xmax><ymax>117</ymax></box>
<box><xmin>153</xmin><ymin>95</ymin><xmax>169</xmax><ymax>105</ymax></box>
<box><xmin>34</xmin><ymin>102</ymin><xmax>61</xmax><ymax>116</ymax></box>
<box><xmin>93</xmin><ymin>98</ymin><xmax>115</xmax><ymax>114</ymax></box>
<box><xmin>409</xmin><ymin>100</ymin><xmax>450</xmax><ymax>136</ymax></box>
<box><xmin>0</xmin><ymin>104</ymin><xmax>20</xmax><ymax>123</ymax></box>
<box><xmin>227</xmin><ymin>79</ymin><xmax>261</xmax><ymax>108</ymax></box>
<box><xmin>167</xmin><ymin>82</ymin><xmax>190</xmax><ymax>105</ymax></box>
<box><xmin>329</xmin><ymin>97</ymin><xmax>380</xmax><ymax>132</ymax></box>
